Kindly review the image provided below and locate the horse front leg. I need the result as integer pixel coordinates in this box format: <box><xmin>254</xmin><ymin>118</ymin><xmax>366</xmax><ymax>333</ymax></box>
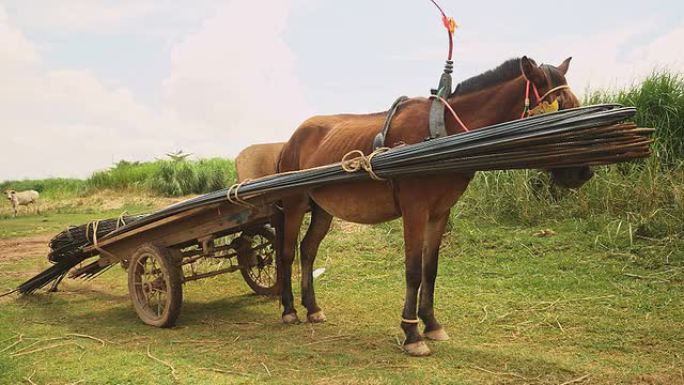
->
<box><xmin>400</xmin><ymin>205</ymin><xmax>431</xmax><ymax>356</ymax></box>
<box><xmin>419</xmin><ymin>210</ymin><xmax>450</xmax><ymax>341</ymax></box>
<box><xmin>280</xmin><ymin>197</ymin><xmax>309</xmax><ymax>324</ymax></box>
<box><xmin>299</xmin><ymin>203</ymin><xmax>332</xmax><ymax>323</ymax></box>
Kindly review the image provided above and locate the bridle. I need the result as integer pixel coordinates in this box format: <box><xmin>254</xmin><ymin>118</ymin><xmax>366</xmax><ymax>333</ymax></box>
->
<box><xmin>521</xmin><ymin>65</ymin><xmax>571</xmax><ymax>119</ymax></box>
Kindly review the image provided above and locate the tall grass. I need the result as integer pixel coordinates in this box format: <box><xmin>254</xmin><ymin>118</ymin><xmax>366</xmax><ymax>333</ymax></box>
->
<box><xmin>88</xmin><ymin>160</ymin><xmax>159</xmax><ymax>191</ymax></box>
<box><xmin>0</xmin><ymin>178</ymin><xmax>87</xmax><ymax>199</ymax></box>
<box><xmin>89</xmin><ymin>157</ymin><xmax>236</xmax><ymax>196</ymax></box>
<box><xmin>149</xmin><ymin>158</ymin><xmax>237</xmax><ymax>196</ymax></box>
<box><xmin>457</xmin><ymin>71</ymin><xmax>684</xmax><ymax>239</ymax></box>
<box><xmin>586</xmin><ymin>71</ymin><xmax>684</xmax><ymax>166</ymax></box>
<box><xmin>1</xmin><ymin>158</ymin><xmax>237</xmax><ymax>198</ymax></box>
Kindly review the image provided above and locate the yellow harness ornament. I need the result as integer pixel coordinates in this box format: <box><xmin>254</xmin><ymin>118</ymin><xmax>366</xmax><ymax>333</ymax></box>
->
<box><xmin>528</xmin><ymin>99</ymin><xmax>559</xmax><ymax>116</ymax></box>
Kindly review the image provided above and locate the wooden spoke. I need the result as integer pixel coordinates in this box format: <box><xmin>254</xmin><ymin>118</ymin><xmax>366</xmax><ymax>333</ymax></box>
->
<box><xmin>128</xmin><ymin>245</ymin><xmax>183</xmax><ymax>327</ymax></box>
<box><xmin>237</xmin><ymin>226</ymin><xmax>281</xmax><ymax>296</ymax></box>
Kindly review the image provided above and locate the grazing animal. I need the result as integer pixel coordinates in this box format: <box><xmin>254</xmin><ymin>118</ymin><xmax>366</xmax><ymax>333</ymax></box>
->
<box><xmin>235</xmin><ymin>142</ymin><xmax>285</xmax><ymax>182</ymax></box>
<box><xmin>5</xmin><ymin>190</ymin><xmax>40</xmax><ymax>217</ymax></box>
<box><xmin>276</xmin><ymin>56</ymin><xmax>594</xmax><ymax>356</ymax></box>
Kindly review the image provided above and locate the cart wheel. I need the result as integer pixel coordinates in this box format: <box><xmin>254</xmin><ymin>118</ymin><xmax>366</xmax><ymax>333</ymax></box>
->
<box><xmin>237</xmin><ymin>225</ymin><xmax>280</xmax><ymax>296</ymax></box>
<box><xmin>128</xmin><ymin>244</ymin><xmax>183</xmax><ymax>327</ymax></box>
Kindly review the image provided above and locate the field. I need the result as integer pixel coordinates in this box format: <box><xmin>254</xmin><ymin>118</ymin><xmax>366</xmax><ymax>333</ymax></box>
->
<box><xmin>0</xmin><ymin>73</ymin><xmax>683</xmax><ymax>384</ymax></box>
<box><xmin>1</xmin><ymin>194</ymin><xmax>683</xmax><ymax>385</ymax></box>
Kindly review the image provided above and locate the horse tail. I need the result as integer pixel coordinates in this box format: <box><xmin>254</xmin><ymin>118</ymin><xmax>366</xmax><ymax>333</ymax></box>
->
<box><xmin>272</xmin><ymin>204</ymin><xmax>286</xmax><ymax>301</ymax></box>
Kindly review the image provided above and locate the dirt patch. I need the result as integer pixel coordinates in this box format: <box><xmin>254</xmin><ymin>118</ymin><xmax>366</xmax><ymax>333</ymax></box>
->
<box><xmin>0</xmin><ymin>234</ymin><xmax>51</xmax><ymax>263</ymax></box>
<box><xmin>632</xmin><ymin>373</ymin><xmax>684</xmax><ymax>385</ymax></box>
<box><xmin>40</xmin><ymin>191</ymin><xmax>186</xmax><ymax>213</ymax></box>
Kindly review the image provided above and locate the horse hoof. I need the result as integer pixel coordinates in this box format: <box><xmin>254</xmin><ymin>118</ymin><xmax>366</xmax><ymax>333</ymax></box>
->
<box><xmin>424</xmin><ymin>328</ymin><xmax>450</xmax><ymax>341</ymax></box>
<box><xmin>307</xmin><ymin>311</ymin><xmax>327</xmax><ymax>323</ymax></box>
<box><xmin>282</xmin><ymin>313</ymin><xmax>301</xmax><ymax>325</ymax></box>
<box><xmin>403</xmin><ymin>341</ymin><xmax>431</xmax><ymax>357</ymax></box>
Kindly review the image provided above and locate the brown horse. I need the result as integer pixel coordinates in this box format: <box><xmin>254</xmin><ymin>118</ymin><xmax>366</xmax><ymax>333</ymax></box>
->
<box><xmin>235</xmin><ymin>142</ymin><xmax>284</xmax><ymax>182</ymax></box>
<box><xmin>276</xmin><ymin>56</ymin><xmax>593</xmax><ymax>356</ymax></box>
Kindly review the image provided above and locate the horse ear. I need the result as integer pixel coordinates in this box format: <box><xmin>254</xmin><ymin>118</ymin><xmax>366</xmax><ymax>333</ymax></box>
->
<box><xmin>520</xmin><ymin>56</ymin><xmax>545</xmax><ymax>86</ymax></box>
<box><xmin>558</xmin><ymin>57</ymin><xmax>572</xmax><ymax>75</ymax></box>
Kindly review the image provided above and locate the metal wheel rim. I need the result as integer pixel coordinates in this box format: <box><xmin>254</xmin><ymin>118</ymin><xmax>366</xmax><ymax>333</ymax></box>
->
<box><xmin>245</xmin><ymin>234</ymin><xmax>276</xmax><ymax>289</ymax></box>
<box><xmin>132</xmin><ymin>252</ymin><xmax>170</xmax><ymax>321</ymax></box>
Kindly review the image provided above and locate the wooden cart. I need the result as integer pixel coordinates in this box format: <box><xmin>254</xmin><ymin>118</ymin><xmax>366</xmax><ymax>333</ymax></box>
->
<box><xmin>78</xmin><ymin>196</ymin><xmax>285</xmax><ymax>327</ymax></box>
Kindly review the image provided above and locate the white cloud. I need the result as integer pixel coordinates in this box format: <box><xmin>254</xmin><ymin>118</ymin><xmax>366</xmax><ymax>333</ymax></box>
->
<box><xmin>160</xmin><ymin>0</ymin><xmax>312</xmax><ymax>157</ymax></box>
<box><xmin>0</xmin><ymin>6</ymin><xmax>170</xmax><ymax>180</ymax></box>
<box><xmin>0</xmin><ymin>6</ymin><xmax>38</xmax><ymax>67</ymax></box>
<box><xmin>445</xmin><ymin>19</ymin><xmax>684</xmax><ymax>95</ymax></box>
<box><xmin>0</xmin><ymin>1</ymin><xmax>310</xmax><ymax>180</ymax></box>
<box><xmin>3</xmin><ymin>0</ymin><xmax>156</xmax><ymax>32</ymax></box>
<box><xmin>547</xmin><ymin>21</ymin><xmax>684</xmax><ymax>92</ymax></box>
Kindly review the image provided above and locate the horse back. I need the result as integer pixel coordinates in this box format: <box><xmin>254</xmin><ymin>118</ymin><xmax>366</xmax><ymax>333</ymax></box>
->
<box><xmin>280</xmin><ymin>99</ymin><xmax>431</xmax><ymax>172</ymax></box>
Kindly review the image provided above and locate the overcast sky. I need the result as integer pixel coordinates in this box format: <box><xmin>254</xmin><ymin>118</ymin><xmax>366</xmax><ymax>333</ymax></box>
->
<box><xmin>1</xmin><ymin>0</ymin><xmax>683</xmax><ymax>180</ymax></box>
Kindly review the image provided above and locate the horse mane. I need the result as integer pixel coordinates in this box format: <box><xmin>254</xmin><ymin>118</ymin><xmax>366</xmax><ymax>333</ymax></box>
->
<box><xmin>451</xmin><ymin>58</ymin><xmax>522</xmax><ymax>97</ymax></box>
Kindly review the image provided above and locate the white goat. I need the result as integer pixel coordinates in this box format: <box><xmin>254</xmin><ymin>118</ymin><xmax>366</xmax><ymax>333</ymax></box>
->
<box><xmin>5</xmin><ymin>190</ymin><xmax>40</xmax><ymax>217</ymax></box>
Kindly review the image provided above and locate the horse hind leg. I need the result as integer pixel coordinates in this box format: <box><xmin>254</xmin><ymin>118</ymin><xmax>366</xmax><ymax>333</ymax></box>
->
<box><xmin>279</xmin><ymin>196</ymin><xmax>309</xmax><ymax>325</ymax></box>
<box><xmin>299</xmin><ymin>202</ymin><xmax>333</xmax><ymax>323</ymax></box>
<box><xmin>419</xmin><ymin>211</ymin><xmax>450</xmax><ymax>341</ymax></box>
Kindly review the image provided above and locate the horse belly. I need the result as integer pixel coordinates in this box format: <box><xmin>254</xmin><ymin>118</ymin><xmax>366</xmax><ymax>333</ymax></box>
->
<box><xmin>310</xmin><ymin>182</ymin><xmax>399</xmax><ymax>224</ymax></box>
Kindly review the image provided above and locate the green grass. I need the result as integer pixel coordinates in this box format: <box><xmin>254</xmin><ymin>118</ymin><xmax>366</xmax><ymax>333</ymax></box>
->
<box><xmin>0</xmin><ymin>178</ymin><xmax>88</xmax><ymax>200</ymax></box>
<box><xmin>0</xmin><ymin>207</ymin><xmax>682</xmax><ymax>385</ymax></box>
<box><xmin>1</xmin><ymin>157</ymin><xmax>237</xmax><ymax>199</ymax></box>
<box><xmin>88</xmin><ymin>158</ymin><xmax>237</xmax><ymax>196</ymax></box>
<box><xmin>0</xmin><ymin>208</ymin><xmax>151</xmax><ymax>239</ymax></box>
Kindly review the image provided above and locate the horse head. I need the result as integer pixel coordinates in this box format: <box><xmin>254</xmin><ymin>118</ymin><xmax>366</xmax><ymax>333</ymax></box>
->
<box><xmin>521</xmin><ymin>56</ymin><xmax>594</xmax><ymax>189</ymax></box>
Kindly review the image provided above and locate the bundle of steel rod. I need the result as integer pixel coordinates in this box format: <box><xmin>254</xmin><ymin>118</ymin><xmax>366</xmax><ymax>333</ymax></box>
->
<box><xmin>13</xmin><ymin>214</ymin><xmax>148</xmax><ymax>294</ymax></box>
<box><xmin>15</xmin><ymin>104</ymin><xmax>652</xmax><ymax>294</ymax></box>
<box><xmin>48</xmin><ymin>214</ymin><xmax>148</xmax><ymax>263</ymax></box>
<box><xmin>104</xmin><ymin>104</ymin><xmax>653</xmax><ymax>238</ymax></box>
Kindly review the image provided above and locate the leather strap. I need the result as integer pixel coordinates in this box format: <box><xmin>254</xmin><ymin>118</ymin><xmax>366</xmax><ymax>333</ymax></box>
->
<box><xmin>373</xmin><ymin>61</ymin><xmax>454</xmax><ymax>150</ymax></box>
<box><xmin>428</xmin><ymin>61</ymin><xmax>454</xmax><ymax>140</ymax></box>
<box><xmin>373</xmin><ymin>96</ymin><xmax>409</xmax><ymax>150</ymax></box>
